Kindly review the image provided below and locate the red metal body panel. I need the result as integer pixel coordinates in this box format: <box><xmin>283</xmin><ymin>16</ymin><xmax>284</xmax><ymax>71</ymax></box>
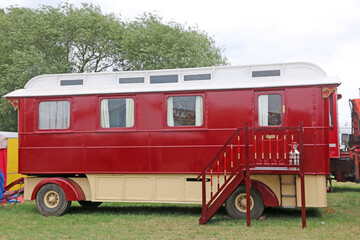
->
<box><xmin>14</xmin><ymin>86</ymin><xmax>335</xmax><ymax>176</ymax></box>
<box><xmin>351</xmin><ymin>99</ymin><xmax>360</xmax><ymax>143</ymax></box>
<box><xmin>329</xmin><ymin>93</ymin><xmax>340</xmax><ymax>159</ymax></box>
<box><xmin>31</xmin><ymin>178</ymin><xmax>85</xmax><ymax>201</ymax></box>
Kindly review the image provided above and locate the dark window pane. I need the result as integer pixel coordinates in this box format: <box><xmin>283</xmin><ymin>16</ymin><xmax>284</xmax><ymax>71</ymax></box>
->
<box><xmin>184</xmin><ymin>74</ymin><xmax>211</xmax><ymax>81</ymax></box>
<box><xmin>119</xmin><ymin>77</ymin><xmax>144</xmax><ymax>84</ymax></box>
<box><xmin>108</xmin><ymin>99</ymin><xmax>126</xmax><ymax>127</ymax></box>
<box><xmin>252</xmin><ymin>70</ymin><xmax>280</xmax><ymax>78</ymax></box>
<box><xmin>60</xmin><ymin>79</ymin><xmax>83</xmax><ymax>86</ymax></box>
<box><xmin>150</xmin><ymin>75</ymin><xmax>178</xmax><ymax>84</ymax></box>
<box><xmin>258</xmin><ymin>94</ymin><xmax>282</xmax><ymax>126</ymax></box>
<box><xmin>173</xmin><ymin>96</ymin><xmax>196</xmax><ymax>126</ymax></box>
<box><xmin>268</xmin><ymin>94</ymin><xmax>282</xmax><ymax>125</ymax></box>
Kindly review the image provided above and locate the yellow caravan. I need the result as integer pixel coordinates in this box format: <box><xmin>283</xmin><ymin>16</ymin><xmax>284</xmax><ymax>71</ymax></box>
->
<box><xmin>0</xmin><ymin>132</ymin><xmax>25</xmax><ymax>190</ymax></box>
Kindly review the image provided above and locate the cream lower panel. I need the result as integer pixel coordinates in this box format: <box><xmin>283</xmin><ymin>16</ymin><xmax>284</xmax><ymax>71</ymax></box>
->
<box><xmin>23</xmin><ymin>177</ymin><xmax>43</xmax><ymax>200</ymax></box>
<box><xmin>23</xmin><ymin>177</ymin><xmax>92</xmax><ymax>201</ymax></box>
<box><xmin>302</xmin><ymin>175</ymin><xmax>327</xmax><ymax>207</ymax></box>
<box><xmin>23</xmin><ymin>174</ymin><xmax>326</xmax><ymax>207</ymax></box>
<box><xmin>86</xmin><ymin>174</ymin><xmax>214</xmax><ymax>203</ymax></box>
<box><xmin>251</xmin><ymin>174</ymin><xmax>327</xmax><ymax>207</ymax></box>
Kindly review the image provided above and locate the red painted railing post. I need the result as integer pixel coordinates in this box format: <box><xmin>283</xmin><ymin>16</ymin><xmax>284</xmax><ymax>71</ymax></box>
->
<box><xmin>237</xmin><ymin>135</ymin><xmax>241</xmax><ymax>166</ymax></box>
<box><xmin>231</xmin><ymin>144</ymin><xmax>234</xmax><ymax>172</ymax></box>
<box><xmin>224</xmin><ymin>151</ymin><xmax>227</xmax><ymax>181</ymax></box>
<box><xmin>217</xmin><ymin>158</ymin><xmax>220</xmax><ymax>190</ymax></box>
<box><xmin>261</xmin><ymin>133</ymin><xmax>264</xmax><ymax>164</ymax></box>
<box><xmin>291</xmin><ymin>132</ymin><xmax>294</xmax><ymax>166</ymax></box>
<box><xmin>245</xmin><ymin>122</ymin><xmax>251</xmax><ymax>227</ymax></box>
<box><xmin>254</xmin><ymin>134</ymin><xmax>257</xmax><ymax>163</ymax></box>
<box><xmin>299</xmin><ymin>121</ymin><xmax>306</xmax><ymax>228</ymax></box>
<box><xmin>276</xmin><ymin>134</ymin><xmax>279</xmax><ymax>164</ymax></box>
<box><xmin>210</xmin><ymin>169</ymin><xmax>213</xmax><ymax>198</ymax></box>
<box><xmin>269</xmin><ymin>135</ymin><xmax>272</xmax><ymax>163</ymax></box>
<box><xmin>284</xmin><ymin>133</ymin><xmax>287</xmax><ymax>161</ymax></box>
<box><xmin>200</xmin><ymin>172</ymin><xmax>206</xmax><ymax>225</ymax></box>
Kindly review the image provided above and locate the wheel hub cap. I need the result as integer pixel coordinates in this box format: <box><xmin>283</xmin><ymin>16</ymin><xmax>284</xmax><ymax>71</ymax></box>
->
<box><xmin>44</xmin><ymin>190</ymin><xmax>60</xmax><ymax>208</ymax></box>
<box><xmin>235</xmin><ymin>193</ymin><xmax>254</xmax><ymax>213</ymax></box>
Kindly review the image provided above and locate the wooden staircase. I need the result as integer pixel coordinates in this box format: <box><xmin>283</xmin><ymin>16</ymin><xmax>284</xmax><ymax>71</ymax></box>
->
<box><xmin>197</xmin><ymin>122</ymin><xmax>307</xmax><ymax>228</ymax></box>
<box><xmin>197</xmin><ymin>127</ymin><xmax>246</xmax><ymax>225</ymax></box>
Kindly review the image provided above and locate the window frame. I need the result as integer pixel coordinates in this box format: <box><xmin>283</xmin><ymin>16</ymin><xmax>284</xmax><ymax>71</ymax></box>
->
<box><xmin>329</xmin><ymin>93</ymin><xmax>334</xmax><ymax>127</ymax></box>
<box><xmin>96</xmin><ymin>95</ymin><xmax>137</xmax><ymax>132</ymax></box>
<box><xmin>164</xmin><ymin>92</ymin><xmax>207</xmax><ymax>130</ymax></box>
<box><xmin>254</xmin><ymin>90</ymin><xmax>285</xmax><ymax>127</ymax></box>
<box><xmin>35</xmin><ymin>97</ymin><xmax>73</xmax><ymax>133</ymax></box>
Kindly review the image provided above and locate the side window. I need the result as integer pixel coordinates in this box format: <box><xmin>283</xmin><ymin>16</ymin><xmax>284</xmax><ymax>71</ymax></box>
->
<box><xmin>167</xmin><ymin>96</ymin><xmax>203</xmax><ymax>127</ymax></box>
<box><xmin>39</xmin><ymin>101</ymin><xmax>70</xmax><ymax>129</ymax></box>
<box><xmin>100</xmin><ymin>98</ymin><xmax>134</xmax><ymax>128</ymax></box>
<box><xmin>258</xmin><ymin>94</ymin><xmax>282</xmax><ymax>126</ymax></box>
<box><xmin>329</xmin><ymin>94</ymin><xmax>334</xmax><ymax>127</ymax></box>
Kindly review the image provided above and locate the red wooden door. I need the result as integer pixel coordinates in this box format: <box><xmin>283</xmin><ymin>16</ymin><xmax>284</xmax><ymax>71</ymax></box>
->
<box><xmin>255</xmin><ymin>90</ymin><xmax>286</xmax><ymax>127</ymax></box>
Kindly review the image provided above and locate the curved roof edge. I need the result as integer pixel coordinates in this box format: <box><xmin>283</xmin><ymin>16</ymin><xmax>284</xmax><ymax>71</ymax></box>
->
<box><xmin>5</xmin><ymin>62</ymin><xmax>339</xmax><ymax>98</ymax></box>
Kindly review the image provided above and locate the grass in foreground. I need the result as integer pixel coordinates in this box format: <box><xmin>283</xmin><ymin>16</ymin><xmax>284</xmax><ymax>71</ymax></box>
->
<box><xmin>0</xmin><ymin>181</ymin><xmax>359</xmax><ymax>240</ymax></box>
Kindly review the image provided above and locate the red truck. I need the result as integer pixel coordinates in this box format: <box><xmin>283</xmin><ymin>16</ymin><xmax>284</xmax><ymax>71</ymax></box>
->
<box><xmin>329</xmin><ymin>98</ymin><xmax>360</xmax><ymax>186</ymax></box>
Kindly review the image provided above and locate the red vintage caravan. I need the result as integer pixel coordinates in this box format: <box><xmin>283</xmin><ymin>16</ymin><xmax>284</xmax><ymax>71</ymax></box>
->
<box><xmin>5</xmin><ymin>62</ymin><xmax>340</xmax><ymax>226</ymax></box>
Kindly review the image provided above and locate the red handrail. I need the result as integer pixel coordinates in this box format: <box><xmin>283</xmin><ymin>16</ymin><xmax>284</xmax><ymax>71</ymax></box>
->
<box><xmin>198</xmin><ymin>123</ymin><xmax>304</xmax><ymax>225</ymax></box>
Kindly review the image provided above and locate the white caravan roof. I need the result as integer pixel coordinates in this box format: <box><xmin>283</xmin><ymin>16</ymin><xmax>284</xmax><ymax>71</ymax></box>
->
<box><xmin>5</xmin><ymin>62</ymin><xmax>340</xmax><ymax>98</ymax></box>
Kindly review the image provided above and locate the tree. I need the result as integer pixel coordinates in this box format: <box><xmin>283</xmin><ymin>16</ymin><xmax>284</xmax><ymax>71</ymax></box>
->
<box><xmin>0</xmin><ymin>7</ymin><xmax>67</xmax><ymax>131</ymax></box>
<box><xmin>57</xmin><ymin>3</ymin><xmax>124</xmax><ymax>72</ymax></box>
<box><xmin>0</xmin><ymin>3</ymin><xmax>124</xmax><ymax>131</ymax></box>
<box><xmin>0</xmin><ymin>5</ymin><xmax>228</xmax><ymax>131</ymax></box>
<box><xmin>120</xmin><ymin>13</ymin><xmax>228</xmax><ymax>71</ymax></box>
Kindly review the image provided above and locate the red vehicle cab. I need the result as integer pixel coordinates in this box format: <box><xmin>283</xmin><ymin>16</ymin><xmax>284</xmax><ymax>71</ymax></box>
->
<box><xmin>5</xmin><ymin>62</ymin><xmax>340</xmax><ymax>224</ymax></box>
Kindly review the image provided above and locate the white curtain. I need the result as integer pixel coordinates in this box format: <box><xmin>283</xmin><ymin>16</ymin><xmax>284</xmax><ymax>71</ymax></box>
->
<box><xmin>39</xmin><ymin>101</ymin><xmax>55</xmax><ymax>129</ymax></box>
<box><xmin>39</xmin><ymin>101</ymin><xmax>69</xmax><ymax>129</ymax></box>
<box><xmin>57</xmin><ymin>101</ymin><xmax>70</xmax><ymax>129</ymax></box>
<box><xmin>195</xmin><ymin>96</ymin><xmax>203</xmax><ymax>126</ymax></box>
<box><xmin>101</xmin><ymin>99</ymin><xmax>110</xmax><ymax>128</ymax></box>
<box><xmin>167</xmin><ymin>97</ymin><xmax>174</xmax><ymax>127</ymax></box>
<box><xmin>126</xmin><ymin>99</ymin><xmax>134</xmax><ymax>127</ymax></box>
<box><xmin>258</xmin><ymin>95</ymin><xmax>268</xmax><ymax>126</ymax></box>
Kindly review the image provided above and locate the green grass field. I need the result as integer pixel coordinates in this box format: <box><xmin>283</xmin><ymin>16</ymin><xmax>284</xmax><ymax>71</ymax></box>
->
<box><xmin>1</xmin><ymin>181</ymin><xmax>359</xmax><ymax>240</ymax></box>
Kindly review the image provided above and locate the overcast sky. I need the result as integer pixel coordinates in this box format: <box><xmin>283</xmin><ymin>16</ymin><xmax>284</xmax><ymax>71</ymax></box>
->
<box><xmin>1</xmin><ymin>0</ymin><xmax>360</xmax><ymax>126</ymax></box>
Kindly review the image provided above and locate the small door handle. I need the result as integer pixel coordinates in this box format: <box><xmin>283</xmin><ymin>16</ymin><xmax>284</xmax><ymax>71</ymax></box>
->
<box><xmin>282</xmin><ymin>105</ymin><xmax>285</xmax><ymax>114</ymax></box>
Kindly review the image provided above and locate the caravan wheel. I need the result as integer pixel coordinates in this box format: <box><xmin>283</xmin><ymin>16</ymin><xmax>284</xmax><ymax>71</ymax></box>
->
<box><xmin>225</xmin><ymin>185</ymin><xmax>264</xmax><ymax>219</ymax></box>
<box><xmin>36</xmin><ymin>183</ymin><xmax>71</xmax><ymax>216</ymax></box>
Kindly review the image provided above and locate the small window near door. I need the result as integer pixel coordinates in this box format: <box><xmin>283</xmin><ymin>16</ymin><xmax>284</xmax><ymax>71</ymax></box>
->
<box><xmin>258</xmin><ymin>94</ymin><xmax>282</xmax><ymax>126</ymax></box>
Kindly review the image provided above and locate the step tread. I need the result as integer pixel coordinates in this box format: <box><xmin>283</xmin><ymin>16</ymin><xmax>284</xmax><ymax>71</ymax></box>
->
<box><xmin>281</xmin><ymin>182</ymin><xmax>295</xmax><ymax>185</ymax></box>
<box><xmin>282</xmin><ymin>194</ymin><xmax>296</xmax><ymax>197</ymax></box>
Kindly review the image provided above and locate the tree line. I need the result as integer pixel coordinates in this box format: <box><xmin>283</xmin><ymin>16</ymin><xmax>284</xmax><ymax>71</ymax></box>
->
<box><xmin>0</xmin><ymin>3</ymin><xmax>228</xmax><ymax>131</ymax></box>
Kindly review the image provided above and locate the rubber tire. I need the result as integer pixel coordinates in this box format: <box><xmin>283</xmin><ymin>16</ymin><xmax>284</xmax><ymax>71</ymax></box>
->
<box><xmin>78</xmin><ymin>201</ymin><xmax>102</xmax><ymax>208</ymax></box>
<box><xmin>225</xmin><ymin>185</ymin><xmax>264</xmax><ymax>219</ymax></box>
<box><xmin>36</xmin><ymin>183</ymin><xmax>71</xmax><ymax>216</ymax></box>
